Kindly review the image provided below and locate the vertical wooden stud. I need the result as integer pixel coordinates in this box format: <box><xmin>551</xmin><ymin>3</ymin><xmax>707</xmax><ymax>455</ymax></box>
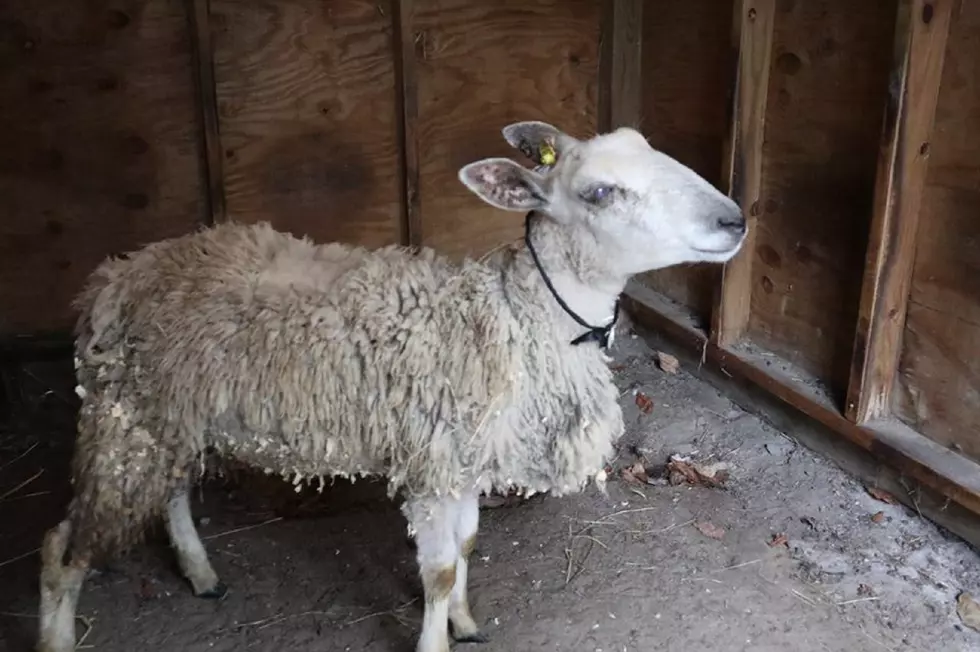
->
<box><xmin>845</xmin><ymin>0</ymin><xmax>953</xmax><ymax>424</ymax></box>
<box><xmin>600</xmin><ymin>0</ymin><xmax>643</xmax><ymax>131</ymax></box>
<box><xmin>710</xmin><ymin>0</ymin><xmax>775</xmax><ymax>347</ymax></box>
<box><xmin>394</xmin><ymin>0</ymin><xmax>421</xmax><ymax>247</ymax></box>
<box><xmin>186</xmin><ymin>0</ymin><xmax>225</xmax><ymax>224</ymax></box>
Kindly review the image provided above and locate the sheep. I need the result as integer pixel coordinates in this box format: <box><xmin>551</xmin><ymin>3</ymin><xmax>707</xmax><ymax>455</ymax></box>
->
<box><xmin>36</xmin><ymin>120</ymin><xmax>746</xmax><ymax>652</ymax></box>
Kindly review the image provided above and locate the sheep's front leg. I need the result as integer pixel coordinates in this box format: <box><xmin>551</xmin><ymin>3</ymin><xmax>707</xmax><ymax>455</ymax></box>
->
<box><xmin>404</xmin><ymin>496</ymin><xmax>462</xmax><ymax>652</ymax></box>
<box><xmin>449</xmin><ymin>493</ymin><xmax>485</xmax><ymax>643</ymax></box>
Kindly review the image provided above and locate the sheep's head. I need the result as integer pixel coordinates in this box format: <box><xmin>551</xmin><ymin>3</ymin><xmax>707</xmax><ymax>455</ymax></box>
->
<box><xmin>458</xmin><ymin>121</ymin><xmax>746</xmax><ymax>276</ymax></box>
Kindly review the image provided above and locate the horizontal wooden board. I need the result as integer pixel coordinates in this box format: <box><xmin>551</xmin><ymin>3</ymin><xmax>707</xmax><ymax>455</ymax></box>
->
<box><xmin>211</xmin><ymin>0</ymin><xmax>403</xmax><ymax>247</ymax></box>
<box><xmin>412</xmin><ymin>0</ymin><xmax>601</xmax><ymax>258</ymax></box>
<box><xmin>624</xmin><ymin>279</ymin><xmax>980</xmax><ymax>522</ymax></box>
<box><xmin>895</xmin><ymin>1</ymin><xmax>980</xmax><ymax>464</ymax></box>
<box><xmin>636</xmin><ymin>0</ymin><xmax>735</xmax><ymax>324</ymax></box>
<box><xmin>746</xmin><ymin>0</ymin><xmax>897</xmax><ymax>402</ymax></box>
<box><xmin>0</xmin><ymin>0</ymin><xmax>207</xmax><ymax>336</ymax></box>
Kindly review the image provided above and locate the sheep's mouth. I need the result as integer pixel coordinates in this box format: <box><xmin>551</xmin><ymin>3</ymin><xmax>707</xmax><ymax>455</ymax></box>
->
<box><xmin>692</xmin><ymin>246</ymin><xmax>739</xmax><ymax>255</ymax></box>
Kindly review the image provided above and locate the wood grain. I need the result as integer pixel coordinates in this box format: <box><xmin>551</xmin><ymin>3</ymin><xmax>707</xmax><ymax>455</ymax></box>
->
<box><xmin>845</xmin><ymin>0</ymin><xmax>953</xmax><ymax>424</ymax></box>
<box><xmin>626</xmin><ymin>283</ymin><xmax>980</xmax><ymax>548</ymax></box>
<box><xmin>187</xmin><ymin>0</ymin><xmax>225</xmax><ymax>224</ymax></box>
<box><xmin>394</xmin><ymin>0</ymin><xmax>421</xmax><ymax>246</ymax></box>
<box><xmin>624</xmin><ymin>280</ymin><xmax>980</xmax><ymax>518</ymax></box>
<box><xmin>412</xmin><ymin>0</ymin><xmax>601</xmax><ymax>259</ymax></box>
<box><xmin>746</xmin><ymin>0</ymin><xmax>897</xmax><ymax>402</ymax></box>
<box><xmin>895</xmin><ymin>0</ymin><xmax>980</xmax><ymax>464</ymax></box>
<box><xmin>211</xmin><ymin>0</ymin><xmax>402</xmax><ymax>247</ymax></box>
<box><xmin>636</xmin><ymin>0</ymin><xmax>737</xmax><ymax>326</ymax></box>
<box><xmin>710</xmin><ymin>0</ymin><xmax>774</xmax><ymax>346</ymax></box>
<box><xmin>0</xmin><ymin>0</ymin><xmax>207</xmax><ymax>336</ymax></box>
<box><xmin>599</xmin><ymin>0</ymin><xmax>642</xmax><ymax>132</ymax></box>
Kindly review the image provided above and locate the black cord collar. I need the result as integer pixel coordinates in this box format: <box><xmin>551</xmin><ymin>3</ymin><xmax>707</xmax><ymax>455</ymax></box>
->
<box><xmin>523</xmin><ymin>212</ymin><xmax>619</xmax><ymax>350</ymax></box>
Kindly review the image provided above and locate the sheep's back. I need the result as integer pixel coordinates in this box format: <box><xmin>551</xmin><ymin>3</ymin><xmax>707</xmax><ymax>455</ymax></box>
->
<box><xmin>73</xmin><ymin>221</ymin><xmax>517</xmax><ymax>496</ymax></box>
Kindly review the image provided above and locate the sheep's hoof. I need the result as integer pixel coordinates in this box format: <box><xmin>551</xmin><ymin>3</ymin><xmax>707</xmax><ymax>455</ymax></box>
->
<box><xmin>195</xmin><ymin>581</ymin><xmax>228</xmax><ymax>600</ymax></box>
<box><xmin>452</xmin><ymin>631</ymin><xmax>489</xmax><ymax>644</ymax></box>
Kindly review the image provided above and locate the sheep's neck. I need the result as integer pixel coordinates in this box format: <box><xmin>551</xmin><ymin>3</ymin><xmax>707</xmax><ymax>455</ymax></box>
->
<box><xmin>523</xmin><ymin>215</ymin><xmax>625</xmax><ymax>339</ymax></box>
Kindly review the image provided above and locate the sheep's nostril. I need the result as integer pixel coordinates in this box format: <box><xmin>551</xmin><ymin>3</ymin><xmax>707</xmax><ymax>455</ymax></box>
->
<box><xmin>717</xmin><ymin>213</ymin><xmax>746</xmax><ymax>233</ymax></box>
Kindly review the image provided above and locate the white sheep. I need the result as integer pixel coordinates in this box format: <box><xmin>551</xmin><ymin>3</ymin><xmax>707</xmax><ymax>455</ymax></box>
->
<box><xmin>36</xmin><ymin>121</ymin><xmax>745</xmax><ymax>652</ymax></box>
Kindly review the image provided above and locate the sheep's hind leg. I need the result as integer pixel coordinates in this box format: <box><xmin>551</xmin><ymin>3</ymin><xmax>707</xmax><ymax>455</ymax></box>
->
<box><xmin>404</xmin><ymin>496</ymin><xmax>460</xmax><ymax>652</ymax></box>
<box><xmin>165</xmin><ymin>490</ymin><xmax>226</xmax><ymax>599</ymax></box>
<box><xmin>37</xmin><ymin>520</ymin><xmax>90</xmax><ymax>652</ymax></box>
<box><xmin>449</xmin><ymin>493</ymin><xmax>486</xmax><ymax>643</ymax></box>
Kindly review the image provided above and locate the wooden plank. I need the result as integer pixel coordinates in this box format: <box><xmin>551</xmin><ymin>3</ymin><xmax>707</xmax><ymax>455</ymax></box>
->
<box><xmin>0</xmin><ymin>0</ymin><xmax>208</xmax><ymax>337</ymax></box>
<box><xmin>599</xmin><ymin>0</ymin><xmax>642</xmax><ymax>131</ymax></box>
<box><xmin>186</xmin><ymin>0</ymin><xmax>225</xmax><ymax>224</ymax></box>
<box><xmin>845</xmin><ymin>0</ymin><xmax>954</xmax><ymax>424</ymax></box>
<box><xmin>709</xmin><ymin>0</ymin><xmax>775</xmax><ymax>347</ymax></box>
<box><xmin>741</xmin><ymin>0</ymin><xmax>898</xmax><ymax>399</ymax></box>
<box><xmin>895</xmin><ymin>0</ymin><xmax>980</xmax><ymax>464</ymax></box>
<box><xmin>210</xmin><ymin>0</ymin><xmax>402</xmax><ymax>247</ymax></box>
<box><xmin>393</xmin><ymin>0</ymin><xmax>421</xmax><ymax>246</ymax></box>
<box><xmin>412</xmin><ymin>0</ymin><xmax>601</xmax><ymax>259</ymax></box>
<box><xmin>635</xmin><ymin>0</ymin><xmax>735</xmax><ymax>325</ymax></box>
<box><xmin>624</xmin><ymin>281</ymin><xmax>980</xmax><ymax>518</ymax></box>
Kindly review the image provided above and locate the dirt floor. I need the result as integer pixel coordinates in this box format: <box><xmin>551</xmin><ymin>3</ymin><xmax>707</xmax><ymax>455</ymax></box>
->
<box><xmin>2</xmin><ymin>322</ymin><xmax>980</xmax><ymax>652</ymax></box>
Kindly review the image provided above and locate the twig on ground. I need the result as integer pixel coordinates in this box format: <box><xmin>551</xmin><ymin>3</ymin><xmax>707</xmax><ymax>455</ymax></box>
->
<box><xmin>0</xmin><ymin>547</ymin><xmax>39</xmax><ymax>569</ymax></box>
<box><xmin>0</xmin><ymin>469</ymin><xmax>44</xmax><ymax>502</ymax></box>
<box><xmin>837</xmin><ymin>597</ymin><xmax>881</xmax><ymax>606</ymax></box>
<box><xmin>711</xmin><ymin>558</ymin><xmax>762</xmax><ymax>574</ymax></box>
<box><xmin>342</xmin><ymin>598</ymin><xmax>418</xmax><ymax>628</ymax></box>
<box><xmin>202</xmin><ymin>517</ymin><xmax>283</xmax><ymax>540</ymax></box>
<box><xmin>1</xmin><ymin>490</ymin><xmax>51</xmax><ymax>502</ymax></box>
<box><xmin>0</xmin><ymin>442</ymin><xmax>39</xmax><ymax>472</ymax></box>
<box><xmin>623</xmin><ymin>519</ymin><xmax>695</xmax><ymax>536</ymax></box>
<box><xmin>76</xmin><ymin>615</ymin><xmax>95</xmax><ymax>648</ymax></box>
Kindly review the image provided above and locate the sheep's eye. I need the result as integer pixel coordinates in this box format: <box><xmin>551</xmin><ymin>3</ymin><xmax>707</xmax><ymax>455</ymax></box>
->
<box><xmin>582</xmin><ymin>184</ymin><xmax>615</xmax><ymax>204</ymax></box>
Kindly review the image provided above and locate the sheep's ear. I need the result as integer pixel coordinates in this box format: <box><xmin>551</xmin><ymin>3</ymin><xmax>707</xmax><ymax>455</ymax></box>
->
<box><xmin>501</xmin><ymin>121</ymin><xmax>578</xmax><ymax>167</ymax></box>
<box><xmin>458</xmin><ymin>158</ymin><xmax>550</xmax><ymax>212</ymax></box>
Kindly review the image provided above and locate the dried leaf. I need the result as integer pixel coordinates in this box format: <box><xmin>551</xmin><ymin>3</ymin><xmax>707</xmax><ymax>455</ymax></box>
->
<box><xmin>655</xmin><ymin>351</ymin><xmax>680</xmax><ymax>374</ymax></box>
<box><xmin>665</xmin><ymin>456</ymin><xmax>730</xmax><ymax>489</ymax></box>
<box><xmin>768</xmin><ymin>533</ymin><xmax>789</xmax><ymax>547</ymax></box>
<box><xmin>620</xmin><ymin>461</ymin><xmax>650</xmax><ymax>486</ymax></box>
<box><xmin>635</xmin><ymin>392</ymin><xmax>654</xmax><ymax>414</ymax></box>
<box><xmin>867</xmin><ymin>487</ymin><xmax>898</xmax><ymax>505</ymax></box>
<box><xmin>695</xmin><ymin>521</ymin><xmax>726</xmax><ymax>540</ymax></box>
<box><xmin>957</xmin><ymin>592</ymin><xmax>980</xmax><ymax>632</ymax></box>
<box><xmin>871</xmin><ymin>511</ymin><xmax>885</xmax><ymax>524</ymax></box>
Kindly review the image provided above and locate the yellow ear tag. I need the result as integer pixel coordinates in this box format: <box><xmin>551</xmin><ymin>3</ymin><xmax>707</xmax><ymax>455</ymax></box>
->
<box><xmin>539</xmin><ymin>141</ymin><xmax>557</xmax><ymax>166</ymax></box>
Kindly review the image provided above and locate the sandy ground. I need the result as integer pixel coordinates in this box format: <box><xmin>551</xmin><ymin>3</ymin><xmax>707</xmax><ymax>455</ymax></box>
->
<box><xmin>1</xmin><ymin>322</ymin><xmax>979</xmax><ymax>652</ymax></box>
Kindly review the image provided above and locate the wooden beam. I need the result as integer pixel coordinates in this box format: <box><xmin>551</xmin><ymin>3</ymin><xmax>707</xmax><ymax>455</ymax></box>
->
<box><xmin>599</xmin><ymin>0</ymin><xmax>642</xmax><ymax>131</ymax></box>
<box><xmin>625</xmin><ymin>281</ymin><xmax>980</xmax><ymax>518</ymax></box>
<box><xmin>186</xmin><ymin>0</ymin><xmax>225</xmax><ymax>224</ymax></box>
<box><xmin>393</xmin><ymin>0</ymin><xmax>421</xmax><ymax>247</ymax></box>
<box><xmin>625</xmin><ymin>286</ymin><xmax>980</xmax><ymax>549</ymax></box>
<box><xmin>709</xmin><ymin>0</ymin><xmax>775</xmax><ymax>347</ymax></box>
<box><xmin>845</xmin><ymin>0</ymin><xmax>953</xmax><ymax>424</ymax></box>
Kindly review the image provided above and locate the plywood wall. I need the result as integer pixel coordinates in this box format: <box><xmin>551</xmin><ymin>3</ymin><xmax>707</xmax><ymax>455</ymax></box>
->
<box><xmin>0</xmin><ymin>0</ymin><xmax>207</xmax><ymax>335</ymax></box>
<box><xmin>623</xmin><ymin>0</ymin><xmax>980</xmax><ymax>523</ymax></box>
<box><xmin>636</xmin><ymin>0</ymin><xmax>734</xmax><ymax>326</ymax></box>
<box><xmin>210</xmin><ymin>0</ymin><xmax>404</xmax><ymax>248</ymax></box>
<box><xmin>746</xmin><ymin>0</ymin><xmax>897</xmax><ymax>399</ymax></box>
<box><xmin>895</xmin><ymin>1</ymin><xmax>980</xmax><ymax>465</ymax></box>
<box><xmin>0</xmin><ymin>0</ymin><xmax>603</xmax><ymax>336</ymax></box>
<box><xmin>412</xmin><ymin>0</ymin><xmax>601</xmax><ymax>258</ymax></box>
